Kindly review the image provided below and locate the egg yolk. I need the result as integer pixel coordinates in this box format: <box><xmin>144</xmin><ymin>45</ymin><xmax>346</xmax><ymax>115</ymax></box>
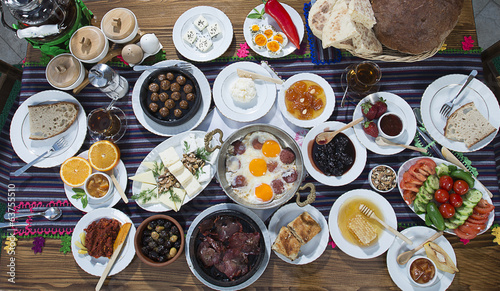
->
<box><xmin>264</xmin><ymin>29</ymin><xmax>274</xmax><ymax>38</ymax></box>
<box><xmin>251</xmin><ymin>24</ymin><xmax>260</xmax><ymax>33</ymax></box>
<box><xmin>255</xmin><ymin>183</ymin><xmax>273</xmax><ymax>202</ymax></box>
<box><xmin>254</xmin><ymin>34</ymin><xmax>267</xmax><ymax>47</ymax></box>
<box><xmin>262</xmin><ymin>140</ymin><xmax>281</xmax><ymax>157</ymax></box>
<box><xmin>249</xmin><ymin>158</ymin><xmax>267</xmax><ymax>176</ymax></box>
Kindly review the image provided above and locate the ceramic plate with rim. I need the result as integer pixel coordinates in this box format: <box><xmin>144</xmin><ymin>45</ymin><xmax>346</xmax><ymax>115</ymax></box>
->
<box><xmin>10</xmin><ymin>90</ymin><xmax>87</xmax><ymax>168</ymax></box>
<box><xmin>243</xmin><ymin>3</ymin><xmax>304</xmax><ymax>58</ymax></box>
<box><xmin>268</xmin><ymin>203</ymin><xmax>329</xmax><ymax>265</ymax></box>
<box><xmin>421</xmin><ymin>74</ymin><xmax>500</xmax><ymax>152</ymax></box>
<box><xmin>213</xmin><ymin>62</ymin><xmax>277</xmax><ymax>122</ymax></box>
<box><xmin>387</xmin><ymin>226</ymin><xmax>456</xmax><ymax>291</ymax></box>
<box><xmin>397</xmin><ymin>157</ymin><xmax>494</xmax><ymax>235</ymax></box>
<box><xmin>71</xmin><ymin>208</ymin><xmax>136</xmax><ymax>276</ymax></box>
<box><xmin>132</xmin><ymin>130</ymin><xmax>218</xmax><ymax>212</ymax></box>
<box><xmin>173</xmin><ymin>6</ymin><xmax>233</xmax><ymax>62</ymax></box>
<box><xmin>132</xmin><ymin>60</ymin><xmax>211</xmax><ymax>136</ymax></box>
<box><xmin>64</xmin><ymin>151</ymin><xmax>127</xmax><ymax>212</ymax></box>
<box><xmin>302</xmin><ymin>121</ymin><xmax>367</xmax><ymax>186</ymax></box>
<box><xmin>328</xmin><ymin>189</ymin><xmax>397</xmax><ymax>259</ymax></box>
<box><xmin>278</xmin><ymin>73</ymin><xmax>336</xmax><ymax>128</ymax></box>
<box><xmin>352</xmin><ymin>92</ymin><xmax>417</xmax><ymax>155</ymax></box>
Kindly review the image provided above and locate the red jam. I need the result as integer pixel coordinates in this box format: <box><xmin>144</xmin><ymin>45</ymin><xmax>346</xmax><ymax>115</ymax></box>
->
<box><xmin>380</xmin><ymin>114</ymin><xmax>403</xmax><ymax>137</ymax></box>
<box><xmin>410</xmin><ymin>258</ymin><xmax>436</xmax><ymax>284</ymax></box>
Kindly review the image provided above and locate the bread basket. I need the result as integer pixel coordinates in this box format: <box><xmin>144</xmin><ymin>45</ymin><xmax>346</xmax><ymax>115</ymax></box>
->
<box><xmin>348</xmin><ymin>42</ymin><xmax>443</xmax><ymax>63</ymax></box>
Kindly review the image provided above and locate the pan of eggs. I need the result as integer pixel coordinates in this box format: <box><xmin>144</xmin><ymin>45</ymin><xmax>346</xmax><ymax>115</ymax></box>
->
<box><xmin>204</xmin><ymin>124</ymin><xmax>315</xmax><ymax>209</ymax></box>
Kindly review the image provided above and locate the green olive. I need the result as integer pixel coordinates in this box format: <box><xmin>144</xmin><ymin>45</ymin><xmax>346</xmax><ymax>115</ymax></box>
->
<box><xmin>169</xmin><ymin>235</ymin><xmax>178</xmax><ymax>243</ymax></box>
<box><xmin>155</xmin><ymin>225</ymin><xmax>165</xmax><ymax>232</ymax></box>
<box><xmin>169</xmin><ymin>247</ymin><xmax>177</xmax><ymax>258</ymax></box>
<box><xmin>151</xmin><ymin>231</ymin><xmax>160</xmax><ymax>241</ymax></box>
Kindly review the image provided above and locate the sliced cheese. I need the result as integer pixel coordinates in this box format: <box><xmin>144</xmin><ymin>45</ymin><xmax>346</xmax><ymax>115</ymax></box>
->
<box><xmin>141</xmin><ymin>161</ymin><xmax>156</xmax><ymax>170</ymax></box>
<box><xmin>176</xmin><ymin>168</ymin><xmax>194</xmax><ymax>186</ymax></box>
<box><xmin>159</xmin><ymin>147</ymin><xmax>180</xmax><ymax>167</ymax></box>
<box><xmin>158</xmin><ymin>192</ymin><xmax>178</xmax><ymax>211</ymax></box>
<box><xmin>184</xmin><ymin>179</ymin><xmax>202</xmax><ymax>197</ymax></box>
<box><xmin>172</xmin><ymin>187</ymin><xmax>186</xmax><ymax>210</ymax></box>
<box><xmin>129</xmin><ymin>171</ymin><xmax>156</xmax><ymax>185</ymax></box>
<box><xmin>138</xmin><ymin>183</ymin><xmax>160</xmax><ymax>205</ymax></box>
<box><xmin>168</xmin><ymin>160</ymin><xmax>185</xmax><ymax>176</ymax></box>
<box><xmin>197</xmin><ymin>164</ymin><xmax>211</xmax><ymax>184</ymax></box>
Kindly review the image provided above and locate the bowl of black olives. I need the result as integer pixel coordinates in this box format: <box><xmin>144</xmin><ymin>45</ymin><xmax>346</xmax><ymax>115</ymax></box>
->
<box><xmin>134</xmin><ymin>214</ymin><xmax>185</xmax><ymax>267</ymax></box>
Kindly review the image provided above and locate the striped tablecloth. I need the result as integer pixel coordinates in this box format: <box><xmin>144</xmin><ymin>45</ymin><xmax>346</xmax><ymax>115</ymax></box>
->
<box><xmin>1</xmin><ymin>52</ymin><xmax>499</xmax><ymax>236</ymax></box>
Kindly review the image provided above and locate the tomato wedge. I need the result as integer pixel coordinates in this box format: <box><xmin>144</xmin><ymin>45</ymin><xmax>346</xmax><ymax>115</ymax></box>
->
<box><xmin>403</xmin><ymin>171</ymin><xmax>423</xmax><ymax>186</ymax></box>
<box><xmin>415</xmin><ymin>158</ymin><xmax>437</xmax><ymax>175</ymax></box>
<box><xmin>474</xmin><ymin>204</ymin><xmax>495</xmax><ymax>214</ymax></box>
<box><xmin>455</xmin><ymin>227</ymin><xmax>478</xmax><ymax>240</ymax></box>
<box><xmin>470</xmin><ymin>212</ymin><xmax>489</xmax><ymax>220</ymax></box>
<box><xmin>409</xmin><ymin>164</ymin><xmax>427</xmax><ymax>182</ymax></box>
<box><xmin>466</xmin><ymin>216</ymin><xmax>489</xmax><ymax>225</ymax></box>
<box><xmin>403</xmin><ymin>190</ymin><xmax>417</xmax><ymax>205</ymax></box>
<box><xmin>400</xmin><ymin>180</ymin><xmax>420</xmax><ymax>192</ymax></box>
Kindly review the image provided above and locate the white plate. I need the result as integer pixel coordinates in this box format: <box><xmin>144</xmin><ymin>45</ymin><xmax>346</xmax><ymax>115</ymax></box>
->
<box><xmin>421</xmin><ymin>74</ymin><xmax>500</xmax><ymax>152</ymax></box>
<box><xmin>173</xmin><ymin>6</ymin><xmax>233</xmax><ymax>62</ymax></box>
<box><xmin>71</xmin><ymin>208</ymin><xmax>136</xmax><ymax>276</ymax></box>
<box><xmin>10</xmin><ymin>90</ymin><xmax>87</xmax><ymax>168</ymax></box>
<box><xmin>352</xmin><ymin>92</ymin><xmax>417</xmax><ymax>155</ymax></box>
<box><xmin>278</xmin><ymin>73</ymin><xmax>336</xmax><ymax>128</ymax></box>
<box><xmin>328</xmin><ymin>189</ymin><xmax>397</xmax><ymax>259</ymax></box>
<box><xmin>213</xmin><ymin>62</ymin><xmax>277</xmax><ymax>122</ymax></box>
<box><xmin>132</xmin><ymin>60</ymin><xmax>211</xmax><ymax>136</ymax></box>
<box><xmin>132</xmin><ymin>130</ymin><xmax>217</xmax><ymax>212</ymax></box>
<box><xmin>64</xmin><ymin>151</ymin><xmax>127</xmax><ymax>212</ymax></box>
<box><xmin>268</xmin><ymin>203</ymin><xmax>328</xmax><ymax>265</ymax></box>
<box><xmin>387</xmin><ymin>226</ymin><xmax>456</xmax><ymax>291</ymax></box>
<box><xmin>243</xmin><ymin>4</ymin><xmax>304</xmax><ymax>58</ymax></box>
<box><xmin>302</xmin><ymin>122</ymin><xmax>367</xmax><ymax>186</ymax></box>
<box><xmin>397</xmin><ymin>157</ymin><xmax>494</xmax><ymax>235</ymax></box>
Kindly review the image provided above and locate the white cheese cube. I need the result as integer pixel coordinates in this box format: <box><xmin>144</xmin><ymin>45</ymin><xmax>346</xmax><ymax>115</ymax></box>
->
<box><xmin>129</xmin><ymin>171</ymin><xmax>156</xmax><ymax>185</ymax></box>
<box><xmin>196</xmin><ymin>37</ymin><xmax>213</xmax><ymax>52</ymax></box>
<box><xmin>159</xmin><ymin>147</ymin><xmax>180</xmax><ymax>167</ymax></box>
<box><xmin>207</xmin><ymin>22</ymin><xmax>221</xmax><ymax>38</ymax></box>
<box><xmin>183</xmin><ymin>29</ymin><xmax>197</xmax><ymax>45</ymax></box>
<box><xmin>158</xmin><ymin>191</ymin><xmax>177</xmax><ymax>211</ymax></box>
<box><xmin>193</xmin><ymin>15</ymin><xmax>208</xmax><ymax>31</ymax></box>
<box><xmin>184</xmin><ymin>179</ymin><xmax>202</xmax><ymax>197</ymax></box>
<box><xmin>197</xmin><ymin>164</ymin><xmax>211</xmax><ymax>184</ymax></box>
<box><xmin>176</xmin><ymin>168</ymin><xmax>194</xmax><ymax>186</ymax></box>
<box><xmin>181</xmin><ymin>133</ymin><xmax>198</xmax><ymax>154</ymax></box>
<box><xmin>168</xmin><ymin>160</ymin><xmax>185</xmax><ymax>176</ymax></box>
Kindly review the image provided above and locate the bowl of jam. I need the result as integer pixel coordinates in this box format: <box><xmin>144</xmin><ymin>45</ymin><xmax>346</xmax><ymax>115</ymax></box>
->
<box><xmin>407</xmin><ymin>256</ymin><xmax>437</xmax><ymax>287</ymax></box>
<box><xmin>377</xmin><ymin>112</ymin><xmax>405</xmax><ymax>140</ymax></box>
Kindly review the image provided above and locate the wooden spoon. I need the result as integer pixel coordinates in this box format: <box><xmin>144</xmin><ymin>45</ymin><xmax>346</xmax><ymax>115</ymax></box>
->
<box><xmin>375</xmin><ymin>136</ymin><xmax>427</xmax><ymax>153</ymax></box>
<box><xmin>315</xmin><ymin>117</ymin><xmax>364</xmax><ymax>145</ymax></box>
<box><xmin>396</xmin><ymin>231</ymin><xmax>443</xmax><ymax>265</ymax></box>
<box><xmin>236</xmin><ymin>69</ymin><xmax>283</xmax><ymax>84</ymax></box>
<box><xmin>107</xmin><ymin>169</ymin><xmax>128</xmax><ymax>204</ymax></box>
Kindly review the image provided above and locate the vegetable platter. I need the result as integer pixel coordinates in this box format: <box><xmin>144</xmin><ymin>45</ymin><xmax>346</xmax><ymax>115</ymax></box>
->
<box><xmin>397</xmin><ymin>157</ymin><xmax>495</xmax><ymax>239</ymax></box>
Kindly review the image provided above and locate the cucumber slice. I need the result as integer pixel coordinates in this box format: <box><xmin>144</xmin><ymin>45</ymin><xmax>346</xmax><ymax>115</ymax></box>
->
<box><xmin>413</xmin><ymin>198</ymin><xmax>427</xmax><ymax>214</ymax></box>
<box><xmin>444</xmin><ymin>220</ymin><xmax>459</xmax><ymax>230</ymax></box>
<box><xmin>449</xmin><ymin>217</ymin><xmax>466</xmax><ymax>226</ymax></box>
<box><xmin>465</xmin><ymin>189</ymin><xmax>482</xmax><ymax>204</ymax></box>
<box><xmin>424</xmin><ymin>181</ymin><xmax>434</xmax><ymax>196</ymax></box>
<box><xmin>426</xmin><ymin>174</ymin><xmax>439</xmax><ymax>190</ymax></box>
<box><xmin>456</xmin><ymin>205</ymin><xmax>473</xmax><ymax>216</ymax></box>
<box><xmin>418</xmin><ymin>187</ymin><xmax>432</xmax><ymax>203</ymax></box>
<box><xmin>453</xmin><ymin>212</ymin><xmax>469</xmax><ymax>222</ymax></box>
<box><xmin>463</xmin><ymin>199</ymin><xmax>477</xmax><ymax>208</ymax></box>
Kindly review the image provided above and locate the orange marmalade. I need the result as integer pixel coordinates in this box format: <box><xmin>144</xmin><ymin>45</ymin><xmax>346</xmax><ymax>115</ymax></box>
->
<box><xmin>285</xmin><ymin>80</ymin><xmax>326</xmax><ymax>120</ymax></box>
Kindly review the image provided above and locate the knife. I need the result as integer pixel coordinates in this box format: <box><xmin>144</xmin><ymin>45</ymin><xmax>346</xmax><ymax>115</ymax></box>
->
<box><xmin>95</xmin><ymin>222</ymin><xmax>132</xmax><ymax>291</ymax></box>
<box><xmin>413</xmin><ymin>108</ymin><xmax>445</xmax><ymax>160</ymax></box>
<box><xmin>441</xmin><ymin>147</ymin><xmax>493</xmax><ymax>198</ymax></box>
<box><xmin>236</xmin><ymin>68</ymin><xmax>283</xmax><ymax>84</ymax></box>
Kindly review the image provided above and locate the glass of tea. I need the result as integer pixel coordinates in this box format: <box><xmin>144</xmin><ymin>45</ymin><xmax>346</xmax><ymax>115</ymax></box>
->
<box><xmin>341</xmin><ymin>61</ymin><xmax>382</xmax><ymax>99</ymax></box>
<box><xmin>87</xmin><ymin>106</ymin><xmax>127</xmax><ymax>142</ymax></box>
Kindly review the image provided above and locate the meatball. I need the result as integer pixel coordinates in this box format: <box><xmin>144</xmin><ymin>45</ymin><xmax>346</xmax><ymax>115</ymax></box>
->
<box><xmin>159</xmin><ymin>107</ymin><xmax>169</xmax><ymax>117</ymax></box>
<box><xmin>176</xmin><ymin>75</ymin><xmax>186</xmax><ymax>85</ymax></box>
<box><xmin>186</xmin><ymin>93</ymin><xmax>195</xmax><ymax>101</ymax></box>
<box><xmin>159</xmin><ymin>92</ymin><xmax>168</xmax><ymax>102</ymax></box>
<box><xmin>170</xmin><ymin>83</ymin><xmax>180</xmax><ymax>92</ymax></box>
<box><xmin>174</xmin><ymin>109</ymin><xmax>183</xmax><ymax>118</ymax></box>
<box><xmin>271</xmin><ymin>179</ymin><xmax>284</xmax><ymax>194</ymax></box>
<box><xmin>183</xmin><ymin>84</ymin><xmax>193</xmax><ymax>94</ymax></box>
<box><xmin>231</xmin><ymin>140</ymin><xmax>246</xmax><ymax>155</ymax></box>
<box><xmin>179</xmin><ymin>100</ymin><xmax>189</xmax><ymax>109</ymax></box>
<box><xmin>280</xmin><ymin>148</ymin><xmax>296</xmax><ymax>164</ymax></box>
<box><xmin>148</xmin><ymin>83</ymin><xmax>159</xmax><ymax>92</ymax></box>
<box><xmin>165</xmin><ymin>99</ymin><xmax>175</xmax><ymax>109</ymax></box>
<box><xmin>149</xmin><ymin>103</ymin><xmax>159</xmax><ymax>112</ymax></box>
<box><xmin>231</xmin><ymin>175</ymin><xmax>247</xmax><ymax>188</ymax></box>
<box><xmin>283</xmin><ymin>169</ymin><xmax>298</xmax><ymax>183</ymax></box>
<box><xmin>166</xmin><ymin>72</ymin><xmax>175</xmax><ymax>80</ymax></box>
<box><xmin>171</xmin><ymin>91</ymin><xmax>181</xmax><ymax>101</ymax></box>
<box><xmin>158</xmin><ymin>74</ymin><xmax>167</xmax><ymax>81</ymax></box>
<box><xmin>150</xmin><ymin>92</ymin><xmax>159</xmax><ymax>102</ymax></box>
<box><xmin>160</xmin><ymin>80</ymin><xmax>171</xmax><ymax>91</ymax></box>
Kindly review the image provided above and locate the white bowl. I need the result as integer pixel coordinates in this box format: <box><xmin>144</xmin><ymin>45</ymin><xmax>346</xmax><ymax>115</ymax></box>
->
<box><xmin>377</xmin><ymin>112</ymin><xmax>405</xmax><ymax>140</ymax></box>
<box><xmin>84</xmin><ymin>172</ymin><xmax>114</xmax><ymax>205</ymax></box>
<box><xmin>368</xmin><ymin>165</ymin><xmax>397</xmax><ymax>193</ymax></box>
<box><xmin>406</xmin><ymin>255</ymin><xmax>438</xmax><ymax>287</ymax></box>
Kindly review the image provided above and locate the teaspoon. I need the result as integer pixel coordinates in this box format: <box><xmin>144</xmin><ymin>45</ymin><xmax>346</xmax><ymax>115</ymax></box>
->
<box><xmin>315</xmin><ymin>117</ymin><xmax>364</xmax><ymax>145</ymax></box>
<box><xmin>375</xmin><ymin>136</ymin><xmax>427</xmax><ymax>153</ymax></box>
<box><xmin>4</xmin><ymin>207</ymin><xmax>62</xmax><ymax>221</ymax></box>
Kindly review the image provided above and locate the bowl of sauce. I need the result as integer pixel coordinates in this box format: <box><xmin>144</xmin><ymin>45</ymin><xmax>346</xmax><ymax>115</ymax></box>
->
<box><xmin>377</xmin><ymin>112</ymin><xmax>405</xmax><ymax>140</ymax></box>
<box><xmin>84</xmin><ymin>172</ymin><xmax>114</xmax><ymax>205</ymax></box>
<box><xmin>407</xmin><ymin>256</ymin><xmax>437</xmax><ymax>287</ymax></box>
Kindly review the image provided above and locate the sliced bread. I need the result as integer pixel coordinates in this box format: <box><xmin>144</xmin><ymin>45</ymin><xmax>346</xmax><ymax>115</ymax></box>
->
<box><xmin>321</xmin><ymin>0</ymin><xmax>359</xmax><ymax>49</ymax></box>
<box><xmin>28</xmin><ymin>101</ymin><xmax>79</xmax><ymax>140</ymax></box>
<box><xmin>308</xmin><ymin>0</ymin><xmax>338</xmax><ymax>40</ymax></box>
<box><xmin>348</xmin><ymin>0</ymin><xmax>377</xmax><ymax>29</ymax></box>
<box><xmin>444</xmin><ymin>102</ymin><xmax>497</xmax><ymax>148</ymax></box>
<box><xmin>351</xmin><ymin>22</ymin><xmax>383</xmax><ymax>55</ymax></box>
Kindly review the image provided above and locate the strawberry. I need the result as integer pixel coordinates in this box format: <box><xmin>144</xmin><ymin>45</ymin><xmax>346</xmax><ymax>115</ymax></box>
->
<box><xmin>363</xmin><ymin>121</ymin><xmax>379</xmax><ymax>138</ymax></box>
<box><xmin>373</xmin><ymin>98</ymin><xmax>387</xmax><ymax>118</ymax></box>
<box><xmin>361</xmin><ymin>101</ymin><xmax>377</xmax><ymax>120</ymax></box>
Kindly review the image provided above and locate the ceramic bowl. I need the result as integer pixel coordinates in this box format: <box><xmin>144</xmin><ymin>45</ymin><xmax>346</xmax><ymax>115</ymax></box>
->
<box><xmin>368</xmin><ymin>165</ymin><xmax>397</xmax><ymax>193</ymax></box>
<box><xmin>84</xmin><ymin>172</ymin><xmax>114</xmax><ymax>205</ymax></box>
<box><xmin>406</xmin><ymin>255</ymin><xmax>438</xmax><ymax>287</ymax></box>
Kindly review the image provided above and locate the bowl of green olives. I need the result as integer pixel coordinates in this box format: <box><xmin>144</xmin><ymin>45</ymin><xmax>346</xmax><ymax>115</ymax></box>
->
<box><xmin>134</xmin><ymin>214</ymin><xmax>185</xmax><ymax>267</ymax></box>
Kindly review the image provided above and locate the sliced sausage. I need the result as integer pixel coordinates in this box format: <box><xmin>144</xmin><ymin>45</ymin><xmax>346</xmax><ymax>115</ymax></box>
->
<box><xmin>252</xmin><ymin>138</ymin><xmax>263</xmax><ymax>149</ymax></box>
<box><xmin>279</xmin><ymin>148</ymin><xmax>296</xmax><ymax>164</ymax></box>
<box><xmin>267</xmin><ymin>161</ymin><xmax>278</xmax><ymax>172</ymax></box>
<box><xmin>271</xmin><ymin>179</ymin><xmax>284</xmax><ymax>194</ymax></box>
<box><xmin>231</xmin><ymin>175</ymin><xmax>247</xmax><ymax>188</ymax></box>
<box><xmin>283</xmin><ymin>169</ymin><xmax>298</xmax><ymax>183</ymax></box>
<box><xmin>231</xmin><ymin>140</ymin><xmax>246</xmax><ymax>155</ymax></box>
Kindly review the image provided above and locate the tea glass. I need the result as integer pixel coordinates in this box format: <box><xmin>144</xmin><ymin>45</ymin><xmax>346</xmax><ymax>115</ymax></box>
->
<box><xmin>341</xmin><ymin>61</ymin><xmax>382</xmax><ymax>100</ymax></box>
<box><xmin>87</xmin><ymin>106</ymin><xmax>127</xmax><ymax>142</ymax></box>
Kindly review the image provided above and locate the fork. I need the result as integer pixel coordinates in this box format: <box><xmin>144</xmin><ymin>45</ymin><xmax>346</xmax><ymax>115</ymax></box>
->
<box><xmin>439</xmin><ymin>70</ymin><xmax>477</xmax><ymax>117</ymax></box>
<box><xmin>359</xmin><ymin>204</ymin><xmax>413</xmax><ymax>245</ymax></box>
<box><xmin>14</xmin><ymin>137</ymin><xmax>68</xmax><ymax>176</ymax></box>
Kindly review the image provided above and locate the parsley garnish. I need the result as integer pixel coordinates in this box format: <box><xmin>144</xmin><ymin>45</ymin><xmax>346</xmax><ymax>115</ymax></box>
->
<box><xmin>131</xmin><ymin>186</ymin><xmax>157</xmax><ymax>203</ymax></box>
<box><xmin>195</xmin><ymin>147</ymin><xmax>210</xmax><ymax>162</ymax></box>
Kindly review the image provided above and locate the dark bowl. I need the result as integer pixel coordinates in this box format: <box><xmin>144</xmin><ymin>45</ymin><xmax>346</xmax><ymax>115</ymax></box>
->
<box><xmin>134</xmin><ymin>214</ymin><xmax>185</xmax><ymax>267</ymax></box>
<box><xmin>140</xmin><ymin>67</ymin><xmax>201</xmax><ymax>126</ymax></box>
<box><xmin>188</xmin><ymin>209</ymin><xmax>266</xmax><ymax>288</ymax></box>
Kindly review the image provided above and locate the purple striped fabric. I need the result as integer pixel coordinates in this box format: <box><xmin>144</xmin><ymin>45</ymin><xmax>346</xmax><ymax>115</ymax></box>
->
<box><xmin>1</xmin><ymin>53</ymin><xmax>498</xmax><ymax>235</ymax></box>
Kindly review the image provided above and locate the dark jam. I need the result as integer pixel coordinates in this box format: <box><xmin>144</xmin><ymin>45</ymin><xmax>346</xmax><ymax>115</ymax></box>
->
<box><xmin>410</xmin><ymin>258</ymin><xmax>435</xmax><ymax>284</ymax></box>
<box><xmin>309</xmin><ymin>133</ymin><xmax>355</xmax><ymax>176</ymax></box>
<box><xmin>380</xmin><ymin>114</ymin><xmax>403</xmax><ymax>137</ymax></box>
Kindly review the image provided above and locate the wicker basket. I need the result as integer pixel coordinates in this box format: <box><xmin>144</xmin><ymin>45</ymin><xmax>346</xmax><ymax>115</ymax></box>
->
<box><xmin>347</xmin><ymin>42</ymin><xmax>444</xmax><ymax>63</ymax></box>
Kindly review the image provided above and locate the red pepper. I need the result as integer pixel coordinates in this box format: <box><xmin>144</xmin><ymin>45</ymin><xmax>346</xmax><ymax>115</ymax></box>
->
<box><xmin>264</xmin><ymin>0</ymin><xmax>300</xmax><ymax>49</ymax></box>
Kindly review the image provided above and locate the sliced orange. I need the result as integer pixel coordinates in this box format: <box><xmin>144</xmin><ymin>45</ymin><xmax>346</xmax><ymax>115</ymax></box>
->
<box><xmin>60</xmin><ymin>156</ymin><xmax>92</xmax><ymax>187</ymax></box>
<box><xmin>88</xmin><ymin>140</ymin><xmax>120</xmax><ymax>172</ymax></box>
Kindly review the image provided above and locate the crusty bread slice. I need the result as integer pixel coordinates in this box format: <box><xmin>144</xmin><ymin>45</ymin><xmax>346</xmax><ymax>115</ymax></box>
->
<box><xmin>444</xmin><ymin>102</ymin><xmax>497</xmax><ymax>148</ymax></box>
<box><xmin>287</xmin><ymin>212</ymin><xmax>321</xmax><ymax>245</ymax></box>
<box><xmin>348</xmin><ymin>0</ymin><xmax>376</xmax><ymax>29</ymax></box>
<box><xmin>272</xmin><ymin>226</ymin><xmax>301</xmax><ymax>261</ymax></box>
<box><xmin>28</xmin><ymin>101</ymin><xmax>78</xmax><ymax>140</ymax></box>
<box><xmin>308</xmin><ymin>0</ymin><xmax>338</xmax><ymax>40</ymax></box>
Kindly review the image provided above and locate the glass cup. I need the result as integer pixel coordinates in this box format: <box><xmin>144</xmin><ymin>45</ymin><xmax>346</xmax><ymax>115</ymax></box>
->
<box><xmin>87</xmin><ymin>106</ymin><xmax>127</xmax><ymax>142</ymax></box>
<box><xmin>341</xmin><ymin>61</ymin><xmax>382</xmax><ymax>100</ymax></box>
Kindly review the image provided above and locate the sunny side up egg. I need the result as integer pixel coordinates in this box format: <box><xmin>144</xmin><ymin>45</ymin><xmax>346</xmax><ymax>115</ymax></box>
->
<box><xmin>225</xmin><ymin>131</ymin><xmax>298</xmax><ymax>205</ymax></box>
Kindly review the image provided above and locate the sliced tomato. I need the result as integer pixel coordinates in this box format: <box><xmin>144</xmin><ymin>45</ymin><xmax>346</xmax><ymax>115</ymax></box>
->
<box><xmin>455</xmin><ymin>228</ymin><xmax>478</xmax><ymax>240</ymax></box>
<box><xmin>409</xmin><ymin>164</ymin><xmax>427</xmax><ymax>182</ymax></box>
<box><xmin>463</xmin><ymin>221</ymin><xmax>484</xmax><ymax>232</ymax></box>
<box><xmin>415</xmin><ymin>158</ymin><xmax>437</xmax><ymax>175</ymax></box>
<box><xmin>477</xmin><ymin>199</ymin><xmax>489</xmax><ymax>208</ymax></box>
<box><xmin>403</xmin><ymin>190</ymin><xmax>417</xmax><ymax>205</ymax></box>
<box><xmin>458</xmin><ymin>223</ymin><xmax>481</xmax><ymax>235</ymax></box>
<box><xmin>474</xmin><ymin>204</ymin><xmax>495</xmax><ymax>214</ymax></box>
<box><xmin>470</xmin><ymin>212</ymin><xmax>489</xmax><ymax>220</ymax></box>
<box><xmin>466</xmin><ymin>216</ymin><xmax>489</xmax><ymax>225</ymax></box>
<box><xmin>403</xmin><ymin>171</ymin><xmax>423</xmax><ymax>186</ymax></box>
<box><xmin>400</xmin><ymin>180</ymin><xmax>420</xmax><ymax>192</ymax></box>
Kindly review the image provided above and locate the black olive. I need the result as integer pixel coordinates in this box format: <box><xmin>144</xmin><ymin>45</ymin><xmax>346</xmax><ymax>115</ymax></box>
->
<box><xmin>148</xmin><ymin>241</ymin><xmax>157</xmax><ymax>249</ymax></box>
<box><xmin>165</xmin><ymin>240</ymin><xmax>173</xmax><ymax>249</ymax></box>
<box><xmin>143</xmin><ymin>236</ymin><xmax>153</xmax><ymax>244</ymax></box>
<box><xmin>157</xmin><ymin>244</ymin><xmax>165</xmax><ymax>253</ymax></box>
<box><xmin>174</xmin><ymin>241</ymin><xmax>181</xmax><ymax>249</ymax></box>
<box><xmin>160</xmin><ymin>230</ymin><xmax>168</xmax><ymax>237</ymax></box>
<box><xmin>171</xmin><ymin>226</ymin><xmax>179</xmax><ymax>235</ymax></box>
<box><xmin>157</xmin><ymin>237</ymin><xmax>165</xmax><ymax>245</ymax></box>
<box><xmin>141</xmin><ymin>246</ymin><xmax>150</xmax><ymax>256</ymax></box>
<box><xmin>157</xmin><ymin>219</ymin><xmax>165</xmax><ymax>225</ymax></box>
<box><xmin>149</xmin><ymin>251</ymin><xmax>159</xmax><ymax>260</ymax></box>
<box><xmin>150</xmin><ymin>220</ymin><xmax>158</xmax><ymax>227</ymax></box>
<box><xmin>143</xmin><ymin>230</ymin><xmax>151</xmax><ymax>236</ymax></box>
<box><xmin>164</xmin><ymin>221</ymin><xmax>172</xmax><ymax>229</ymax></box>
<box><xmin>158</xmin><ymin>255</ymin><xmax>166</xmax><ymax>262</ymax></box>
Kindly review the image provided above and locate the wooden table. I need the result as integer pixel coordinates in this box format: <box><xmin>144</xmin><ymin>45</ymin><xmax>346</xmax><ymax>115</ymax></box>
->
<box><xmin>5</xmin><ymin>0</ymin><xmax>500</xmax><ymax>290</ymax></box>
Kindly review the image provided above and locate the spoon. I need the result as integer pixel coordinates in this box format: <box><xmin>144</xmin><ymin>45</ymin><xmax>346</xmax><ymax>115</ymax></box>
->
<box><xmin>4</xmin><ymin>207</ymin><xmax>62</xmax><ymax>221</ymax></box>
<box><xmin>340</xmin><ymin>84</ymin><xmax>349</xmax><ymax>107</ymax></box>
<box><xmin>375</xmin><ymin>136</ymin><xmax>428</xmax><ymax>153</ymax></box>
<box><xmin>412</xmin><ymin>107</ymin><xmax>445</xmax><ymax>160</ymax></box>
<box><xmin>316</xmin><ymin>117</ymin><xmax>364</xmax><ymax>145</ymax></box>
<box><xmin>396</xmin><ymin>231</ymin><xmax>443</xmax><ymax>265</ymax></box>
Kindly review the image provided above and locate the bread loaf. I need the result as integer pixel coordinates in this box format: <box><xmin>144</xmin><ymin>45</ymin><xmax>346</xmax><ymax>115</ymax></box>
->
<box><xmin>28</xmin><ymin>101</ymin><xmax>79</xmax><ymax>140</ymax></box>
<box><xmin>348</xmin><ymin>0</ymin><xmax>376</xmax><ymax>29</ymax></box>
<box><xmin>444</xmin><ymin>102</ymin><xmax>497</xmax><ymax>148</ymax></box>
<box><xmin>321</xmin><ymin>0</ymin><xmax>358</xmax><ymax>49</ymax></box>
